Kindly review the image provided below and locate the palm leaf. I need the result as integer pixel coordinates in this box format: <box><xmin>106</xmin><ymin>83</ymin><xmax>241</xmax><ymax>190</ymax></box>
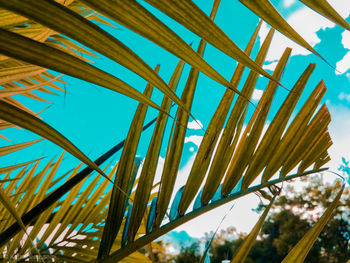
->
<box><xmin>98</xmin><ymin>65</ymin><xmax>160</xmax><ymax>258</ymax></box>
<box><xmin>242</xmin><ymin>63</ymin><xmax>316</xmax><ymax>188</ymax></box>
<box><xmin>239</xmin><ymin>0</ymin><xmax>327</xmax><ymax>63</ymax></box>
<box><xmin>300</xmin><ymin>0</ymin><xmax>350</xmax><ymax>31</ymax></box>
<box><xmin>144</xmin><ymin>0</ymin><xmax>280</xmax><ymax>85</ymax></box>
<box><xmin>0</xmin><ymin>28</ymin><xmax>162</xmax><ymax>112</ymax></box>
<box><xmin>102</xmin><ymin>168</ymin><xmax>327</xmax><ymax>262</ymax></box>
<box><xmin>155</xmin><ymin>0</ymin><xmax>224</xmax><ymax>228</ymax></box>
<box><xmin>0</xmin><ymin>74</ymin><xmax>63</xmax><ymax>98</ymax></box>
<box><xmin>124</xmin><ymin>61</ymin><xmax>185</xmax><ymax>245</ymax></box>
<box><xmin>100</xmin><ymin>48</ymin><xmax>331</xmax><ymax>263</ymax></box>
<box><xmin>0</xmin><ymin>99</ymin><xmax>106</xmax><ymax>177</ymax></box>
<box><xmin>280</xmin><ymin>104</ymin><xmax>331</xmax><ymax>177</ymax></box>
<box><xmin>231</xmin><ymin>193</ymin><xmax>277</xmax><ymax>263</ymax></box>
<box><xmin>0</xmin><ymin>115</ymin><xmax>158</xmax><ymax>247</ymax></box>
<box><xmin>0</xmin><ymin>138</ymin><xmax>43</xmax><ymax>157</ymax></box>
<box><xmin>245</xmin><ymin>80</ymin><xmax>327</xmax><ymax>185</ymax></box>
<box><xmin>0</xmin><ymin>187</ymin><xmax>27</xmax><ymax>233</ymax></box>
<box><xmin>200</xmin><ymin>20</ymin><xmax>264</xmax><ymax>205</ymax></box>
<box><xmin>0</xmin><ymin>156</ymin><xmax>151</xmax><ymax>262</ymax></box>
<box><xmin>0</xmin><ymin>64</ymin><xmax>46</xmax><ymax>85</ymax></box>
<box><xmin>178</xmin><ymin>26</ymin><xmax>275</xmax><ymax>215</ymax></box>
<box><xmin>223</xmin><ymin>45</ymin><xmax>291</xmax><ymax>193</ymax></box>
<box><xmin>80</xmin><ymin>0</ymin><xmax>239</xmax><ymax>93</ymax></box>
<box><xmin>0</xmin><ymin>0</ymin><xmax>189</xmax><ymax>113</ymax></box>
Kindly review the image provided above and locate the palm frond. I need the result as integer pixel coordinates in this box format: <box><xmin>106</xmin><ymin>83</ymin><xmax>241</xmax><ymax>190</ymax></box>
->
<box><xmin>0</xmin><ymin>0</ymin><xmax>346</xmax><ymax>262</ymax></box>
<box><xmin>0</xmin><ymin>99</ymin><xmax>107</xmax><ymax>177</ymax></box>
<box><xmin>231</xmin><ymin>192</ymin><xmax>277</xmax><ymax>263</ymax></box>
<box><xmin>0</xmin><ymin>0</ymin><xmax>190</xmax><ymax>114</ymax></box>
<box><xmin>124</xmin><ymin>60</ymin><xmax>184</xmax><ymax>245</ymax></box>
<box><xmin>0</xmin><ymin>156</ymin><xmax>151</xmax><ymax>262</ymax></box>
<box><xmin>0</xmin><ymin>139</ymin><xmax>43</xmax><ymax>157</ymax></box>
<box><xmin>300</xmin><ymin>0</ymin><xmax>350</xmax><ymax>31</ymax></box>
<box><xmin>98</xmin><ymin>64</ymin><xmax>163</xmax><ymax>258</ymax></box>
<box><xmin>81</xmin><ymin>0</ymin><xmax>239</xmax><ymax>93</ymax></box>
<box><xmin>154</xmin><ymin>0</ymin><xmax>225</xmax><ymax>228</ymax></box>
<box><xmin>98</xmin><ymin>34</ymin><xmax>332</xmax><ymax>263</ymax></box>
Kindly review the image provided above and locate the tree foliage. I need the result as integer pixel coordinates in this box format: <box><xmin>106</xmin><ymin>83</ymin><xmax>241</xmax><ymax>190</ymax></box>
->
<box><xmin>207</xmin><ymin>176</ymin><xmax>350</xmax><ymax>263</ymax></box>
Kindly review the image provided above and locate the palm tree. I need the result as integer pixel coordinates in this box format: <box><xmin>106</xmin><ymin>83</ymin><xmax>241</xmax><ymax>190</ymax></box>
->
<box><xmin>0</xmin><ymin>0</ymin><xmax>348</xmax><ymax>262</ymax></box>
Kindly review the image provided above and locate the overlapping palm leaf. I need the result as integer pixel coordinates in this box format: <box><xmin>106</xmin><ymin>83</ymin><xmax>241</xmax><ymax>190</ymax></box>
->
<box><xmin>0</xmin><ymin>1</ymin><xmax>110</xmax><ymax>140</ymax></box>
<box><xmin>100</xmin><ymin>30</ymin><xmax>332</xmax><ymax>263</ymax></box>
<box><xmin>0</xmin><ymin>155</ymin><xmax>155</xmax><ymax>262</ymax></box>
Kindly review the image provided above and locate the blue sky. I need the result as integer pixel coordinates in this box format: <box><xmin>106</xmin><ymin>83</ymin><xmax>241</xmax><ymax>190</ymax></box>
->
<box><xmin>1</xmin><ymin>0</ymin><xmax>350</xmax><ymax>240</ymax></box>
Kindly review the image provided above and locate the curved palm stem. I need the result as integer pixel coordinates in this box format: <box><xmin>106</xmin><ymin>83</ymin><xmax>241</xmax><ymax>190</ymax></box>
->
<box><xmin>98</xmin><ymin>168</ymin><xmax>327</xmax><ymax>262</ymax></box>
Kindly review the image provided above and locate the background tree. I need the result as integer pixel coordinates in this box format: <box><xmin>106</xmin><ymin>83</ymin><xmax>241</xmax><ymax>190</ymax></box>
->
<box><xmin>206</xmin><ymin>176</ymin><xmax>349</xmax><ymax>263</ymax></box>
<box><xmin>173</xmin><ymin>243</ymin><xmax>201</xmax><ymax>263</ymax></box>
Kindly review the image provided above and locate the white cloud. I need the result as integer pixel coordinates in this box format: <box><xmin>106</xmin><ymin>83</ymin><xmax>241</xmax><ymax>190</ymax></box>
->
<box><xmin>187</xmin><ymin>120</ymin><xmax>203</xmax><ymax>130</ymax></box>
<box><xmin>328</xmin><ymin>0</ymin><xmax>350</xmax><ymax>19</ymax></box>
<box><xmin>336</xmin><ymin>52</ymin><xmax>350</xmax><ymax>74</ymax></box>
<box><xmin>176</xmin><ymin>195</ymin><xmax>260</xmax><ymax>238</ymax></box>
<box><xmin>260</xmin><ymin>0</ymin><xmax>350</xmax><ymax>74</ymax></box>
<box><xmin>327</xmin><ymin>104</ymin><xmax>350</xmax><ymax>173</ymax></box>
<box><xmin>251</xmin><ymin>88</ymin><xmax>264</xmax><ymax>101</ymax></box>
<box><xmin>184</xmin><ymin>135</ymin><xmax>203</xmax><ymax>148</ymax></box>
<box><xmin>338</xmin><ymin>92</ymin><xmax>350</xmax><ymax>102</ymax></box>
<box><xmin>336</xmin><ymin>30</ymin><xmax>350</xmax><ymax>74</ymax></box>
<box><xmin>283</xmin><ymin>0</ymin><xmax>296</xmax><ymax>8</ymax></box>
<box><xmin>263</xmin><ymin>61</ymin><xmax>278</xmax><ymax>71</ymax></box>
<box><xmin>341</xmin><ymin>27</ymin><xmax>350</xmax><ymax>47</ymax></box>
<box><xmin>259</xmin><ymin>7</ymin><xmax>335</xmax><ymax>62</ymax></box>
<box><xmin>312</xmin><ymin>0</ymin><xmax>350</xmax><ymax>74</ymax></box>
<box><xmin>154</xmin><ymin>156</ymin><xmax>165</xmax><ymax>183</ymax></box>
